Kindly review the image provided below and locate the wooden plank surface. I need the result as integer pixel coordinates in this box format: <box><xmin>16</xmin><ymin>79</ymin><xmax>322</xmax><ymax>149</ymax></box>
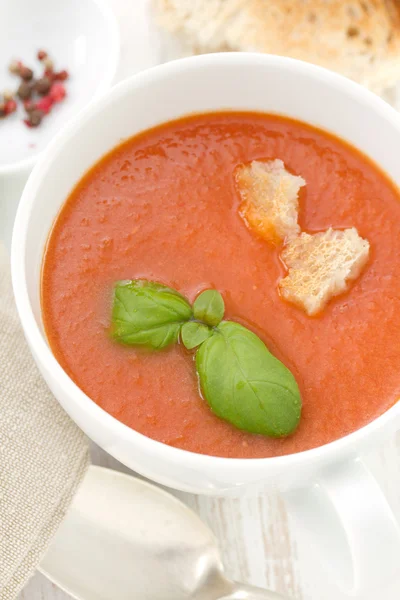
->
<box><xmin>16</xmin><ymin>2</ymin><xmax>400</xmax><ymax>599</ymax></box>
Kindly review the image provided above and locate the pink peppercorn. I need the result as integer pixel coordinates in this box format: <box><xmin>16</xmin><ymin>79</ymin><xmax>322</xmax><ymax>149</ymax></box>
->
<box><xmin>49</xmin><ymin>83</ymin><xmax>66</xmax><ymax>102</ymax></box>
<box><xmin>4</xmin><ymin>99</ymin><xmax>17</xmax><ymax>115</ymax></box>
<box><xmin>54</xmin><ymin>69</ymin><xmax>69</xmax><ymax>81</ymax></box>
<box><xmin>36</xmin><ymin>95</ymin><xmax>54</xmax><ymax>114</ymax></box>
<box><xmin>44</xmin><ymin>69</ymin><xmax>55</xmax><ymax>81</ymax></box>
<box><xmin>24</xmin><ymin>99</ymin><xmax>35</xmax><ymax>113</ymax></box>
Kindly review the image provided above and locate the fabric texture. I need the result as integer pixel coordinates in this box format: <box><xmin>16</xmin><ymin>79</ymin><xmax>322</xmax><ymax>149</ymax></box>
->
<box><xmin>0</xmin><ymin>244</ymin><xmax>90</xmax><ymax>599</ymax></box>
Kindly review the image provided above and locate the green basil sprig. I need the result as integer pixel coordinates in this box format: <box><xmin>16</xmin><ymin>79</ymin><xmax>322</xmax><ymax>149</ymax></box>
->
<box><xmin>111</xmin><ymin>280</ymin><xmax>192</xmax><ymax>350</ymax></box>
<box><xmin>193</xmin><ymin>289</ymin><xmax>225</xmax><ymax>327</ymax></box>
<box><xmin>181</xmin><ymin>321</ymin><xmax>213</xmax><ymax>350</ymax></box>
<box><xmin>110</xmin><ymin>281</ymin><xmax>302</xmax><ymax>437</ymax></box>
<box><xmin>196</xmin><ymin>321</ymin><xmax>301</xmax><ymax>438</ymax></box>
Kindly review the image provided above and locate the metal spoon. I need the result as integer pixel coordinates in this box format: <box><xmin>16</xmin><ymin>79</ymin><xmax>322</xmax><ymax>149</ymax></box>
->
<box><xmin>39</xmin><ymin>466</ymin><xmax>291</xmax><ymax>600</ymax></box>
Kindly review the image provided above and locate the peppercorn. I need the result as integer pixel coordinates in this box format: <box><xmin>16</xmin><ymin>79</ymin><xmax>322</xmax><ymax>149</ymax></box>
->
<box><xmin>8</xmin><ymin>60</ymin><xmax>20</xmax><ymax>75</ymax></box>
<box><xmin>17</xmin><ymin>81</ymin><xmax>32</xmax><ymax>100</ymax></box>
<box><xmin>43</xmin><ymin>69</ymin><xmax>55</xmax><ymax>82</ymax></box>
<box><xmin>6</xmin><ymin>49</ymin><xmax>69</xmax><ymax>129</ymax></box>
<box><xmin>54</xmin><ymin>70</ymin><xmax>69</xmax><ymax>81</ymax></box>
<box><xmin>4</xmin><ymin>99</ymin><xmax>17</xmax><ymax>115</ymax></box>
<box><xmin>35</xmin><ymin>95</ymin><xmax>53</xmax><ymax>114</ymax></box>
<box><xmin>3</xmin><ymin>89</ymin><xmax>14</xmax><ymax>102</ymax></box>
<box><xmin>43</xmin><ymin>57</ymin><xmax>54</xmax><ymax>71</ymax></box>
<box><xmin>25</xmin><ymin>109</ymin><xmax>44</xmax><ymax>127</ymax></box>
<box><xmin>19</xmin><ymin>66</ymin><xmax>34</xmax><ymax>81</ymax></box>
<box><xmin>49</xmin><ymin>82</ymin><xmax>66</xmax><ymax>102</ymax></box>
<box><xmin>23</xmin><ymin>99</ymin><xmax>35</xmax><ymax>113</ymax></box>
<box><xmin>35</xmin><ymin>77</ymin><xmax>51</xmax><ymax>96</ymax></box>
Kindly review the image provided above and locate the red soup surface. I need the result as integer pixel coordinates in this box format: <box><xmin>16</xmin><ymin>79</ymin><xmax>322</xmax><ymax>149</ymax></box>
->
<box><xmin>42</xmin><ymin>112</ymin><xmax>400</xmax><ymax>458</ymax></box>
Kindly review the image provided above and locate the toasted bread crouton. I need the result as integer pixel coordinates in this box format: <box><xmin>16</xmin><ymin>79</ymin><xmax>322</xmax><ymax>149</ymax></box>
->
<box><xmin>235</xmin><ymin>159</ymin><xmax>305</xmax><ymax>244</ymax></box>
<box><xmin>279</xmin><ymin>228</ymin><xmax>370</xmax><ymax>316</ymax></box>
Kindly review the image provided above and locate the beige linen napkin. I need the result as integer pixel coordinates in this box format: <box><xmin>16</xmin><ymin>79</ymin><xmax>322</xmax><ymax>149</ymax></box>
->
<box><xmin>0</xmin><ymin>243</ymin><xmax>90</xmax><ymax>599</ymax></box>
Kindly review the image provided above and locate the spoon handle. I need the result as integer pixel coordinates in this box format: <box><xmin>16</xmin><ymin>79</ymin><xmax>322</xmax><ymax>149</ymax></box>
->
<box><xmin>219</xmin><ymin>581</ymin><xmax>291</xmax><ymax>599</ymax></box>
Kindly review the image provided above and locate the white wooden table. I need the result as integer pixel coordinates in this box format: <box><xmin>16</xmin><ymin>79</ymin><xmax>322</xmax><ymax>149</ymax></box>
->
<box><xmin>17</xmin><ymin>2</ymin><xmax>400</xmax><ymax>598</ymax></box>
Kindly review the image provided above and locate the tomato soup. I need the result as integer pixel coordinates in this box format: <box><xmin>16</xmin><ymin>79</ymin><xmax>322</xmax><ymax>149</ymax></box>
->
<box><xmin>42</xmin><ymin>112</ymin><xmax>400</xmax><ymax>458</ymax></box>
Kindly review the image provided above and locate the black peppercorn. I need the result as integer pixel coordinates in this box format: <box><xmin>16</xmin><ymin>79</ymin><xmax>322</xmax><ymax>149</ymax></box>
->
<box><xmin>28</xmin><ymin>109</ymin><xmax>44</xmax><ymax>127</ymax></box>
<box><xmin>19</xmin><ymin>66</ymin><xmax>34</xmax><ymax>81</ymax></box>
<box><xmin>35</xmin><ymin>77</ymin><xmax>51</xmax><ymax>96</ymax></box>
<box><xmin>17</xmin><ymin>81</ymin><xmax>32</xmax><ymax>100</ymax></box>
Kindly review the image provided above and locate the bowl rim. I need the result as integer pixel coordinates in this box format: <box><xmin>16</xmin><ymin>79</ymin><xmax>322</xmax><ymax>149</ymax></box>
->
<box><xmin>11</xmin><ymin>52</ymin><xmax>400</xmax><ymax>477</ymax></box>
<box><xmin>0</xmin><ymin>0</ymin><xmax>120</xmax><ymax>176</ymax></box>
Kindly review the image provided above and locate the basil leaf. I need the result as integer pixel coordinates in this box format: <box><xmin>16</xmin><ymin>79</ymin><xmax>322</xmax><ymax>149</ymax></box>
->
<box><xmin>196</xmin><ymin>321</ymin><xmax>301</xmax><ymax>437</ymax></box>
<box><xmin>193</xmin><ymin>290</ymin><xmax>225</xmax><ymax>327</ymax></box>
<box><xmin>111</xmin><ymin>280</ymin><xmax>192</xmax><ymax>350</ymax></box>
<box><xmin>181</xmin><ymin>321</ymin><xmax>214</xmax><ymax>350</ymax></box>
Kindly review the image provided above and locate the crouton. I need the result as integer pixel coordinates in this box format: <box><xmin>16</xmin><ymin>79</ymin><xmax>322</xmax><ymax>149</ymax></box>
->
<box><xmin>235</xmin><ymin>159</ymin><xmax>305</xmax><ymax>244</ymax></box>
<box><xmin>279</xmin><ymin>228</ymin><xmax>370</xmax><ymax>316</ymax></box>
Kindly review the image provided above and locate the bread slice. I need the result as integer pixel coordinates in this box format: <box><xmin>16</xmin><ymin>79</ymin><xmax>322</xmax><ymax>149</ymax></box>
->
<box><xmin>279</xmin><ymin>227</ymin><xmax>370</xmax><ymax>315</ymax></box>
<box><xmin>152</xmin><ymin>0</ymin><xmax>400</xmax><ymax>93</ymax></box>
<box><xmin>235</xmin><ymin>159</ymin><xmax>305</xmax><ymax>243</ymax></box>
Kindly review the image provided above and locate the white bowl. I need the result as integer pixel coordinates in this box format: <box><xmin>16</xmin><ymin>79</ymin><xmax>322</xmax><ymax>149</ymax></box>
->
<box><xmin>11</xmin><ymin>53</ymin><xmax>400</xmax><ymax>593</ymax></box>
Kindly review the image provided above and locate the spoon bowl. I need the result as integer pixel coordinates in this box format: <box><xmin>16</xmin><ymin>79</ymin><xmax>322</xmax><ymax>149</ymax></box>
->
<box><xmin>40</xmin><ymin>466</ymin><xmax>289</xmax><ymax>600</ymax></box>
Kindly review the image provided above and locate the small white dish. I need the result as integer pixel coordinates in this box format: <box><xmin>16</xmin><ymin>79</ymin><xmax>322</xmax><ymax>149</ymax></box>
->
<box><xmin>0</xmin><ymin>0</ymin><xmax>119</xmax><ymax>174</ymax></box>
<box><xmin>0</xmin><ymin>0</ymin><xmax>119</xmax><ymax>247</ymax></box>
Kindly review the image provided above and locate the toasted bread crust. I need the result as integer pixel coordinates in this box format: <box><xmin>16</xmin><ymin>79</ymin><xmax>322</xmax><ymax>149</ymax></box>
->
<box><xmin>152</xmin><ymin>0</ymin><xmax>400</xmax><ymax>91</ymax></box>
